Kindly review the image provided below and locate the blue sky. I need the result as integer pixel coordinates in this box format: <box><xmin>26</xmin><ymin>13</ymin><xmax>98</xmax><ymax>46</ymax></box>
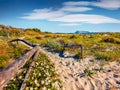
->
<box><xmin>0</xmin><ymin>0</ymin><xmax>120</xmax><ymax>33</ymax></box>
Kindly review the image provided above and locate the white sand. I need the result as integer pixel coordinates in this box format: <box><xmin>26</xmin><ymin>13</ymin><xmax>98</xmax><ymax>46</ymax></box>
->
<box><xmin>39</xmin><ymin>47</ymin><xmax>120</xmax><ymax>90</ymax></box>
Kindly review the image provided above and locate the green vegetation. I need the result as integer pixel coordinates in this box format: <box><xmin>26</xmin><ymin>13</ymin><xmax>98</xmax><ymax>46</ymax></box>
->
<box><xmin>0</xmin><ymin>25</ymin><xmax>24</xmax><ymax>37</ymax></box>
<box><xmin>0</xmin><ymin>55</ymin><xmax>9</xmax><ymax>69</ymax></box>
<box><xmin>4</xmin><ymin>59</ymin><xmax>32</xmax><ymax>90</ymax></box>
<box><xmin>12</xmin><ymin>46</ymin><xmax>27</xmax><ymax>59</ymax></box>
<box><xmin>25</xmin><ymin>28</ymin><xmax>41</xmax><ymax>33</ymax></box>
<box><xmin>94</xmin><ymin>49</ymin><xmax>120</xmax><ymax>61</ymax></box>
<box><xmin>46</xmin><ymin>41</ymin><xmax>64</xmax><ymax>52</ymax></box>
<box><xmin>26</xmin><ymin>52</ymin><xmax>61</xmax><ymax>90</ymax></box>
<box><xmin>0</xmin><ymin>38</ymin><xmax>29</xmax><ymax>69</ymax></box>
<box><xmin>1</xmin><ymin>25</ymin><xmax>120</xmax><ymax>68</ymax></box>
<box><xmin>0</xmin><ymin>25</ymin><xmax>120</xmax><ymax>89</ymax></box>
<box><xmin>84</xmin><ymin>68</ymin><xmax>94</xmax><ymax>77</ymax></box>
<box><xmin>4</xmin><ymin>53</ymin><xmax>61</xmax><ymax>90</ymax></box>
<box><xmin>0</xmin><ymin>30</ymin><xmax>7</xmax><ymax>36</ymax></box>
<box><xmin>101</xmin><ymin>36</ymin><xmax>120</xmax><ymax>44</ymax></box>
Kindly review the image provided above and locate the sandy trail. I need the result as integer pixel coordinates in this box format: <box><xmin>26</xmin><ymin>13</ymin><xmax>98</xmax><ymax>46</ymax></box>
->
<box><xmin>39</xmin><ymin>47</ymin><xmax>120</xmax><ymax>90</ymax></box>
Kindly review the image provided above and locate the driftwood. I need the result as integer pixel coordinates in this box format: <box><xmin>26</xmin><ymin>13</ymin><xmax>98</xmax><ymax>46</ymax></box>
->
<box><xmin>0</xmin><ymin>39</ymin><xmax>40</xmax><ymax>89</ymax></box>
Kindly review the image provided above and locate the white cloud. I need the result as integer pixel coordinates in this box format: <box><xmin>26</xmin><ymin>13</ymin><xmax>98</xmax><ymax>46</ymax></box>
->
<box><xmin>21</xmin><ymin>8</ymin><xmax>65</xmax><ymax>20</ymax></box>
<box><xmin>60</xmin><ymin>6</ymin><xmax>92</xmax><ymax>12</ymax></box>
<box><xmin>63</xmin><ymin>1</ymin><xmax>90</xmax><ymax>6</ymax></box>
<box><xmin>20</xmin><ymin>0</ymin><xmax>120</xmax><ymax>24</ymax></box>
<box><xmin>21</xmin><ymin>5</ymin><xmax>92</xmax><ymax>20</ymax></box>
<box><xmin>50</xmin><ymin>14</ymin><xmax>120</xmax><ymax>24</ymax></box>
<box><xmin>59</xmin><ymin>23</ymin><xmax>80</xmax><ymax>26</ymax></box>
<box><xmin>64</xmin><ymin>0</ymin><xmax>120</xmax><ymax>10</ymax></box>
<box><xmin>92</xmin><ymin>0</ymin><xmax>120</xmax><ymax>10</ymax></box>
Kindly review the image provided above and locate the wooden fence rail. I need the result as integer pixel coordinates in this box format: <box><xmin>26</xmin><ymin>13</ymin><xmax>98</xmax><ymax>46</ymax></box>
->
<box><xmin>0</xmin><ymin>39</ymin><xmax>40</xmax><ymax>89</ymax></box>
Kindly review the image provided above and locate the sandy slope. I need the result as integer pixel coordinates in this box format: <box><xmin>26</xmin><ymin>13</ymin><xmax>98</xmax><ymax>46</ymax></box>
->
<box><xmin>39</xmin><ymin>47</ymin><xmax>120</xmax><ymax>90</ymax></box>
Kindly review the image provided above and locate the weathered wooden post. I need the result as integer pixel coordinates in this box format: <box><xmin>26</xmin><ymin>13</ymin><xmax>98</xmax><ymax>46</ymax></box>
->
<box><xmin>17</xmin><ymin>39</ymin><xmax>19</xmax><ymax>45</ymax></box>
<box><xmin>80</xmin><ymin>45</ymin><xmax>84</xmax><ymax>59</ymax></box>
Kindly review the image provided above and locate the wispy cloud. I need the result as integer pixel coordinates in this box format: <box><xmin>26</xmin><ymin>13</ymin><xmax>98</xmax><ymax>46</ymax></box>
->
<box><xmin>92</xmin><ymin>0</ymin><xmax>120</xmax><ymax>10</ymax></box>
<box><xmin>64</xmin><ymin>0</ymin><xmax>120</xmax><ymax>10</ymax></box>
<box><xmin>59</xmin><ymin>23</ymin><xmax>80</xmax><ymax>26</ymax></box>
<box><xmin>60</xmin><ymin>6</ymin><xmax>92</xmax><ymax>12</ymax></box>
<box><xmin>63</xmin><ymin>1</ymin><xmax>90</xmax><ymax>6</ymax></box>
<box><xmin>20</xmin><ymin>0</ymin><xmax>120</xmax><ymax>24</ymax></box>
<box><xmin>50</xmin><ymin>14</ymin><xmax>120</xmax><ymax>24</ymax></box>
<box><xmin>21</xmin><ymin>8</ymin><xmax>65</xmax><ymax>20</ymax></box>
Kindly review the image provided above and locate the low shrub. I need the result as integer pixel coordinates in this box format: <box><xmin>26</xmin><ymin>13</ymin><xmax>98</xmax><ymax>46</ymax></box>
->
<box><xmin>0</xmin><ymin>30</ymin><xmax>7</xmax><ymax>36</ymax></box>
<box><xmin>0</xmin><ymin>55</ymin><xmax>9</xmax><ymax>69</ymax></box>
<box><xmin>35</xmin><ymin>36</ymin><xmax>42</xmax><ymax>39</ymax></box>
<box><xmin>25</xmin><ymin>28</ymin><xmax>41</xmax><ymax>33</ymax></box>
<box><xmin>101</xmin><ymin>36</ymin><xmax>120</xmax><ymax>44</ymax></box>
<box><xmin>57</xmin><ymin>39</ymin><xmax>65</xmax><ymax>46</ymax></box>
<box><xmin>46</xmin><ymin>41</ymin><xmax>64</xmax><ymax>52</ymax></box>
<box><xmin>75</xmin><ymin>51</ymin><xmax>84</xmax><ymax>59</ymax></box>
<box><xmin>84</xmin><ymin>68</ymin><xmax>94</xmax><ymax>77</ymax></box>
<box><xmin>12</xmin><ymin>47</ymin><xmax>24</xmax><ymax>59</ymax></box>
<box><xmin>94</xmin><ymin>49</ymin><xmax>120</xmax><ymax>61</ymax></box>
<box><xmin>44</xmin><ymin>34</ymin><xmax>51</xmax><ymax>38</ymax></box>
<box><xmin>69</xmin><ymin>35</ymin><xmax>77</xmax><ymax>39</ymax></box>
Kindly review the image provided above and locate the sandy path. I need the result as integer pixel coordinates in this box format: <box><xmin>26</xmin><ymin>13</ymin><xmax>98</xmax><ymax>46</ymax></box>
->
<box><xmin>39</xmin><ymin>47</ymin><xmax>120</xmax><ymax>90</ymax></box>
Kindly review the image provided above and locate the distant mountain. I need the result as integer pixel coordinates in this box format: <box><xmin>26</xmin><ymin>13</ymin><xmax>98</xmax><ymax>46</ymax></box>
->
<box><xmin>75</xmin><ymin>31</ymin><xmax>91</xmax><ymax>34</ymax></box>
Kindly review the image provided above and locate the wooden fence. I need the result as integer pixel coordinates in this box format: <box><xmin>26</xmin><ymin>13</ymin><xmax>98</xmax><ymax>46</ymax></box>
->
<box><xmin>0</xmin><ymin>39</ymin><xmax>40</xmax><ymax>89</ymax></box>
<box><xmin>0</xmin><ymin>39</ymin><xmax>84</xmax><ymax>89</ymax></box>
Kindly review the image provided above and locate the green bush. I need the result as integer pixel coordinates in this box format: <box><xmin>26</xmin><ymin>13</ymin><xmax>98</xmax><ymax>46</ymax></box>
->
<box><xmin>94</xmin><ymin>49</ymin><xmax>120</xmax><ymax>61</ymax></box>
<box><xmin>0</xmin><ymin>55</ymin><xmax>9</xmax><ymax>69</ymax></box>
<box><xmin>35</xmin><ymin>36</ymin><xmax>42</xmax><ymax>39</ymax></box>
<box><xmin>13</xmin><ymin>47</ymin><xmax>24</xmax><ymax>59</ymax></box>
<box><xmin>0</xmin><ymin>30</ymin><xmax>7</xmax><ymax>36</ymax></box>
<box><xmin>101</xmin><ymin>36</ymin><xmax>120</xmax><ymax>44</ymax></box>
<box><xmin>46</xmin><ymin>41</ymin><xmax>64</xmax><ymax>52</ymax></box>
<box><xmin>25</xmin><ymin>28</ymin><xmax>41</xmax><ymax>33</ymax></box>
<box><xmin>84</xmin><ymin>68</ymin><xmax>94</xmax><ymax>77</ymax></box>
<box><xmin>9</xmin><ymin>29</ymin><xmax>24</xmax><ymax>36</ymax></box>
<box><xmin>69</xmin><ymin>35</ymin><xmax>77</xmax><ymax>39</ymax></box>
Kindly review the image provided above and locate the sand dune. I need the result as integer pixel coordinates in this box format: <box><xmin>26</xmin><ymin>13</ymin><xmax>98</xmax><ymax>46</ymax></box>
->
<box><xmin>39</xmin><ymin>47</ymin><xmax>120</xmax><ymax>90</ymax></box>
